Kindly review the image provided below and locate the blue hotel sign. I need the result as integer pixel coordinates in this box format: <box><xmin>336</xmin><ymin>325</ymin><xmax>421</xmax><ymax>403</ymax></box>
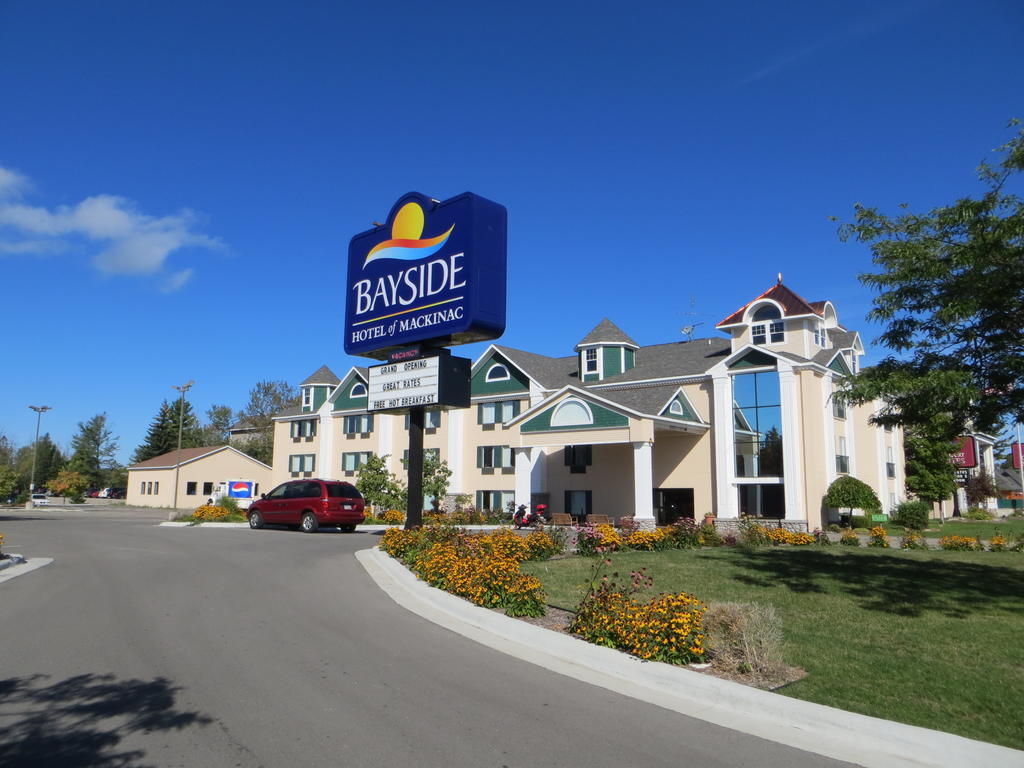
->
<box><xmin>344</xmin><ymin>191</ymin><xmax>507</xmax><ymax>360</ymax></box>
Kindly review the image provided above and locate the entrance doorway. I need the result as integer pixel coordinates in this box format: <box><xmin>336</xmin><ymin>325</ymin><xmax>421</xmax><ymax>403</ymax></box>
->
<box><xmin>654</xmin><ymin>488</ymin><xmax>694</xmax><ymax>526</ymax></box>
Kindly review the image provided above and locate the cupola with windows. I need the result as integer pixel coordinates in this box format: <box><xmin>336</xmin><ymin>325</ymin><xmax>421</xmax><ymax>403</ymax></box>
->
<box><xmin>300</xmin><ymin>365</ymin><xmax>341</xmax><ymax>412</ymax></box>
<box><xmin>574</xmin><ymin>318</ymin><xmax>639</xmax><ymax>382</ymax></box>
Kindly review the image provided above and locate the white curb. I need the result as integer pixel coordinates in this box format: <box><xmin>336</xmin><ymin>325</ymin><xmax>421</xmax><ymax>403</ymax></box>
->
<box><xmin>0</xmin><ymin>557</ymin><xmax>54</xmax><ymax>584</ymax></box>
<box><xmin>356</xmin><ymin>546</ymin><xmax>1023</xmax><ymax>768</ymax></box>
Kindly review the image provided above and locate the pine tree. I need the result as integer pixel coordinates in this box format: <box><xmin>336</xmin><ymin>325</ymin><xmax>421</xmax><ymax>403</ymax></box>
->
<box><xmin>133</xmin><ymin>399</ymin><xmax>203</xmax><ymax>463</ymax></box>
<box><xmin>67</xmin><ymin>414</ymin><xmax>119</xmax><ymax>488</ymax></box>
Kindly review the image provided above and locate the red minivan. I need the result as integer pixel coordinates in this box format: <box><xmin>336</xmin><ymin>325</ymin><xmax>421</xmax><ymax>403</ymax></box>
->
<box><xmin>247</xmin><ymin>479</ymin><xmax>365</xmax><ymax>533</ymax></box>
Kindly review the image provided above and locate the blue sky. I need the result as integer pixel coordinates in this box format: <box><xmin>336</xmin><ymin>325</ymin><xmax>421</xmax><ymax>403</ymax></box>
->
<box><xmin>1</xmin><ymin>0</ymin><xmax>1021</xmax><ymax>463</ymax></box>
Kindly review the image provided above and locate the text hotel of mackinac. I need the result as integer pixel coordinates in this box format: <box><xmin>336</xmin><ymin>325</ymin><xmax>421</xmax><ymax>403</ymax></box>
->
<box><xmin>273</xmin><ymin>281</ymin><xmax>905</xmax><ymax>531</ymax></box>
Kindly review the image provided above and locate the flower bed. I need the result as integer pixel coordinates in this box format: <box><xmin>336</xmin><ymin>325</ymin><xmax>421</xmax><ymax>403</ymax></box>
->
<box><xmin>570</xmin><ymin>562</ymin><xmax>706</xmax><ymax>664</ymax></box>
<box><xmin>380</xmin><ymin>526</ymin><xmax>559</xmax><ymax>617</ymax></box>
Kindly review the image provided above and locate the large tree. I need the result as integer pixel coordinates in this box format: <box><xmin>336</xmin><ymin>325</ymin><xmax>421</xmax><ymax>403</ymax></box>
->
<box><xmin>836</xmin><ymin>122</ymin><xmax>1024</xmax><ymax>439</ymax></box>
<box><xmin>236</xmin><ymin>381</ymin><xmax>299</xmax><ymax>465</ymax></box>
<box><xmin>67</xmin><ymin>414</ymin><xmax>119</xmax><ymax>489</ymax></box>
<box><xmin>902</xmin><ymin>428</ymin><xmax>958</xmax><ymax>516</ymax></box>
<box><xmin>14</xmin><ymin>433</ymin><xmax>64</xmax><ymax>490</ymax></box>
<box><xmin>133</xmin><ymin>399</ymin><xmax>202</xmax><ymax>464</ymax></box>
<box><xmin>202</xmin><ymin>404</ymin><xmax>235</xmax><ymax>446</ymax></box>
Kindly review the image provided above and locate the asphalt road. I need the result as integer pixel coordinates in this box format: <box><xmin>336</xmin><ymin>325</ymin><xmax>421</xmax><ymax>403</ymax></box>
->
<box><xmin>0</xmin><ymin>506</ymin><xmax>852</xmax><ymax>768</ymax></box>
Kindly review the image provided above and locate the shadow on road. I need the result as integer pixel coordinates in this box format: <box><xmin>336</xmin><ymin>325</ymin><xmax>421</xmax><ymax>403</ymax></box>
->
<box><xmin>0</xmin><ymin>673</ymin><xmax>211</xmax><ymax>767</ymax></box>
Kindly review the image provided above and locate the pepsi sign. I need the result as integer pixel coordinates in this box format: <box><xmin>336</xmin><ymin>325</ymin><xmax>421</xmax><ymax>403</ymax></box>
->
<box><xmin>228</xmin><ymin>481</ymin><xmax>254</xmax><ymax>499</ymax></box>
<box><xmin>344</xmin><ymin>192</ymin><xmax>507</xmax><ymax>359</ymax></box>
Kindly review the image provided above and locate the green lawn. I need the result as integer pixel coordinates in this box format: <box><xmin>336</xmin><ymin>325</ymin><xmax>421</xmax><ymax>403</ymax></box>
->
<box><xmin>522</xmin><ymin>546</ymin><xmax>1024</xmax><ymax>750</ymax></box>
<box><xmin>882</xmin><ymin>518</ymin><xmax>1024</xmax><ymax>539</ymax></box>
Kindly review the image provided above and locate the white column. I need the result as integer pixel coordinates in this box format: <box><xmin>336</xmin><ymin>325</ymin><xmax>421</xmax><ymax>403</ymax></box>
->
<box><xmin>823</xmin><ymin>374</ymin><xmax>836</xmax><ymax>487</ymax></box>
<box><xmin>632</xmin><ymin>441</ymin><xmax>654</xmax><ymax>528</ymax></box>
<box><xmin>319</xmin><ymin>411</ymin><xmax>334</xmax><ymax>480</ymax></box>
<box><xmin>779</xmin><ymin>367</ymin><xmax>805</xmax><ymax>521</ymax></box>
<box><xmin>514</xmin><ymin>447</ymin><xmax>533</xmax><ymax>509</ymax></box>
<box><xmin>378</xmin><ymin>413</ymin><xmax>393</xmax><ymax>467</ymax></box>
<box><xmin>712</xmin><ymin>372</ymin><xmax>736</xmax><ymax>518</ymax></box>
<box><xmin>446</xmin><ymin>407</ymin><xmax>464</xmax><ymax>497</ymax></box>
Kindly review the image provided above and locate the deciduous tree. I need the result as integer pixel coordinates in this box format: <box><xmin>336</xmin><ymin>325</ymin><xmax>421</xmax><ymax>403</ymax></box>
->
<box><xmin>824</xmin><ymin>475</ymin><xmax>881</xmax><ymax>516</ymax></box>
<box><xmin>49</xmin><ymin>469</ymin><xmax>89</xmax><ymax>503</ymax></box>
<box><xmin>355</xmin><ymin>454</ymin><xmax>406</xmax><ymax>512</ymax></box>
<box><xmin>836</xmin><ymin>122</ymin><xmax>1024</xmax><ymax>439</ymax></box>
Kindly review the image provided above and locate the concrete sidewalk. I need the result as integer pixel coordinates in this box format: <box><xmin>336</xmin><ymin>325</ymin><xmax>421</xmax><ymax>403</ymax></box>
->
<box><xmin>357</xmin><ymin>546</ymin><xmax>1023</xmax><ymax>768</ymax></box>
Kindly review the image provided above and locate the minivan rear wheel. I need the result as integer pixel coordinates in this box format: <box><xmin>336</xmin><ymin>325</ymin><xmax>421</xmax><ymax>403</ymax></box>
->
<box><xmin>300</xmin><ymin>511</ymin><xmax>319</xmax><ymax>533</ymax></box>
<box><xmin>339</xmin><ymin>523</ymin><xmax>356</xmax><ymax>533</ymax></box>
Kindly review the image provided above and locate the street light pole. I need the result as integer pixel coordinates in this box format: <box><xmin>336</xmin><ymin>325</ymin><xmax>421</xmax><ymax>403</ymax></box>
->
<box><xmin>28</xmin><ymin>405</ymin><xmax>52</xmax><ymax>495</ymax></box>
<box><xmin>171</xmin><ymin>380</ymin><xmax>194</xmax><ymax>513</ymax></box>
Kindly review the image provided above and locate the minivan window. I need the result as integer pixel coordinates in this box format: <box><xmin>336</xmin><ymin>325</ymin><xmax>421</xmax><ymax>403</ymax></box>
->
<box><xmin>327</xmin><ymin>483</ymin><xmax>362</xmax><ymax>499</ymax></box>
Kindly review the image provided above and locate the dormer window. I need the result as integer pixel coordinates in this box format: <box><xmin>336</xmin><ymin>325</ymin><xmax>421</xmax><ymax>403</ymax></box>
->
<box><xmin>584</xmin><ymin>349</ymin><xmax>598</xmax><ymax>374</ymax></box>
<box><xmin>751</xmin><ymin>306</ymin><xmax>784</xmax><ymax>345</ymax></box>
<box><xmin>302</xmin><ymin>388</ymin><xmax>312</xmax><ymax>408</ymax></box>
<box><xmin>485</xmin><ymin>364</ymin><xmax>510</xmax><ymax>382</ymax></box>
<box><xmin>813</xmin><ymin>326</ymin><xmax>827</xmax><ymax>347</ymax></box>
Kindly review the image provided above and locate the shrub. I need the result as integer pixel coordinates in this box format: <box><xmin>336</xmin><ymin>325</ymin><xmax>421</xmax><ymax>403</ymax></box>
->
<box><xmin>938</xmin><ymin>535</ymin><xmax>983</xmax><ymax>551</ymax></box>
<box><xmin>524</xmin><ymin>530</ymin><xmax>563</xmax><ymax>560</ymax></box>
<box><xmin>737</xmin><ymin>517</ymin><xmax>770</xmax><ymax>548</ymax></box>
<box><xmin>867</xmin><ymin>526</ymin><xmax>890</xmax><ymax>548</ymax></box>
<box><xmin>824</xmin><ymin>475</ymin><xmax>881</xmax><ymax>516</ymax></box>
<box><xmin>215</xmin><ymin>495</ymin><xmax>241</xmax><ymax>515</ymax></box>
<box><xmin>665</xmin><ymin>518</ymin><xmax>702</xmax><ymax>549</ymax></box>
<box><xmin>827</xmin><ymin>523</ymin><xmax>842</xmax><ymax>533</ymax></box>
<box><xmin>624</xmin><ymin>528</ymin><xmax>669</xmax><ymax>551</ymax></box>
<box><xmin>704</xmin><ymin>602</ymin><xmax>787</xmax><ymax>685</ymax></box>
<box><xmin>849</xmin><ymin>515</ymin><xmax>871</xmax><ymax>529</ymax></box>
<box><xmin>381</xmin><ymin>509</ymin><xmax>405</xmax><ymax>526</ymax></box>
<box><xmin>812</xmin><ymin>529</ymin><xmax>833</xmax><ymax>546</ymax></box>
<box><xmin>840</xmin><ymin>529</ymin><xmax>861</xmax><ymax>546</ymax></box>
<box><xmin>575</xmin><ymin>523</ymin><xmax>622</xmax><ymax>556</ymax></box>
<box><xmin>699</xmin><ymin>523</ymin><xmax>725</xmax><ymax>547</ymax></box>
<box><xmin>900</xmin><ymin>531</ymin><xmax>929</xmax><ymax>550</ymax></box>
<box><xmin>891</xmin><ymin>500</ymin><xmax>931</xmax><ymax>530</ymax></box>
<box><xmin>963</xmin><ymin>507</ymin><xmax>995</xmax><ymax>521</ymax></box>
<box><xmin>380</xmin><ymin>527</ymin><xmax>547</xmax><ymax>616</ymax></box>
<box><xmin>192</xmin><ymin>504</ymin><xmax>233</xmax><ymax>522</ymax></box>
<box><xmin>988</xmin><ymin>534</ymin><xmax>1009</xmax><ymax>552</ymax></box>
<box><xmin>571</xmin><ymin>563</ymin><xmax>706</xmax><ymax>665</ymax></box>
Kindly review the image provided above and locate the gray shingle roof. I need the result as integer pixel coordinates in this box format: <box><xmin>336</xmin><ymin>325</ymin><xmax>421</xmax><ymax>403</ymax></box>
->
<box><xmin>597</xmin><ymin>385</ymin><xmax>707</xmax><ymax>423</ymax></box>
<box><xmin>274</xmin><ymin>405</ymin><xmax>305</xmax><ymax>419</ymax></box>
<box><xmin>301</xmin><ymin>365</ymin><xmax>340</xmax><ymax>386</ymax></box>
<box><xmin>492</xmin><ymin>346</ymin><xmax>579</xmax><ymax>389</ymax></box>
<box><xmin>828</xmin><ymin>330</ymin><xmax>858</xmax><ymax>349</ymax></box>
<box><xmin>576</xmin><ymin>318</ymin><xmax>639</xmax><ymax>349</ymax></box>
<box><xmin>592</xmin><ymin>338</ymin><xmax>731</xmax><ymax>384</ymax></box>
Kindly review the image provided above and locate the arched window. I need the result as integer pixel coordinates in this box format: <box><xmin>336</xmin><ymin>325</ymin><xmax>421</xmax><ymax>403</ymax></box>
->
<box><xmin>551</xmin><ymin>399</ymin><xmax>593</xmax><ymax>427</ymax></box>
<box><xmin>485</xmin><ymin>364</ymin><xmax>510</xmax><ymax>382</ymax></box>
<box><xmin>751</xmin><ymin>304</ymin><xmax>784</xmax><ymax>345</ymax></box>
<box><xmin>350</xmin><ymin>383</ymin><xmax>367</xmax><ymax>398</ymax></box>
<box><xmin>670</xmin><ymin>400</ymin><xmax>684</xmax><ymax>416</ymax></box>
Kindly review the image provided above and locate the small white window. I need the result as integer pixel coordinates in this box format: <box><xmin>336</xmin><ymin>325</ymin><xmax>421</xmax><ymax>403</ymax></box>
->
<box><xmin>669</xmin><ymin>400</ymin><xmax>684</xmax><ymax>416</ymax></box>
<box><xmin>350</xmin><ymin>383</ymin><xmax>367</xmax><ymax>398</ymax></box>
<box><xmin>302</xmin><ymin>388</ymin><xmax>312</xmax><ymax>408</ymax></box>
<box><xmin>584</xmin><ymin>349</ymin><xmax>598</xmax><ymax>374</ymax></box>
<box><xmin>485</xmin><ymin>364</ymin><xmax>510</xmax><ymax>382</ymax></box>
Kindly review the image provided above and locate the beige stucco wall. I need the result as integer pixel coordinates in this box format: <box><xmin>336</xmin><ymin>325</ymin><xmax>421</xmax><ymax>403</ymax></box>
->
<box><xmin>652</xmin><ymin>431</ymin><xmax>713</xmax><ymax>516</ymax></box>
<box><xmin>544</xmin><ymin>443</ymin><xmax>635</xmax><ymax>519</ymax></box>
<box><xmin>128</xmin><ymin>449</ymin><xmax>272</xmax><ymax>511</ymax></box>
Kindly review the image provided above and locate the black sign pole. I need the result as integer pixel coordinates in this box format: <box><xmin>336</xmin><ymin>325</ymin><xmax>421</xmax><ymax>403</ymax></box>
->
<box><xmin>405</xmin><ymin>406</ymin><xmax>425</xmax><ymax>529</ymax></box>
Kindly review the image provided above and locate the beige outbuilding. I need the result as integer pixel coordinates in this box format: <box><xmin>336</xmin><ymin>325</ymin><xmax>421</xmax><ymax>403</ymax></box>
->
<box><xmin>127</xmin><ymin>445</ymin><xmax>272</xmax><ymax>516</ymax></box>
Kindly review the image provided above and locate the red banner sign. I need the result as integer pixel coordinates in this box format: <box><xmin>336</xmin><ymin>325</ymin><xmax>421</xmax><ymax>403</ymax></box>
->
<box><xmin>1013</xmin><ymin>442</ymin><xmax>1023</xmax><ymax>470</ymax></box>
<box><xmin>951</xmin><ymin>436</ymin><xmax>977</xmax><ymax>468</ymax></box>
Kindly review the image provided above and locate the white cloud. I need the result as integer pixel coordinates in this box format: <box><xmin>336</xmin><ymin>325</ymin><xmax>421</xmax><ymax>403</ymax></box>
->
<box><xmin>0</xmin><ymin>167</ymin><xmax>31</xmax><ymax>199</ymax></box>
<box><xmin>0</xmin><ymin>166</ymin><xmax>221</xmax><ymax>285</ymax></box>
<box><xmin>160</xmin><ymin>268</ymin><xmax>195</xmax><ymax>293</ymax></box>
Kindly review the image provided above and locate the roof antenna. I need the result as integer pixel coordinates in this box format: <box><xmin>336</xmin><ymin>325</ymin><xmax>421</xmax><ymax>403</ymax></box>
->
<box><xmin>681</xmin><ymin>322</ymin><xmax>703</xmax><ymax>342</ymax></box>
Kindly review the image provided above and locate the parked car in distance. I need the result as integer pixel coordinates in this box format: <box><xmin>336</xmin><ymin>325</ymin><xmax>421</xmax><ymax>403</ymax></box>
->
<box><xmin>247</xmin><ymin>479</ymin><xmax>365</xmax><ymax>533</ymax></box>
<box><xmin>31</xmin><ymin>493</ymin><xmax>49</xmax><ymax>507</ymax></box>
